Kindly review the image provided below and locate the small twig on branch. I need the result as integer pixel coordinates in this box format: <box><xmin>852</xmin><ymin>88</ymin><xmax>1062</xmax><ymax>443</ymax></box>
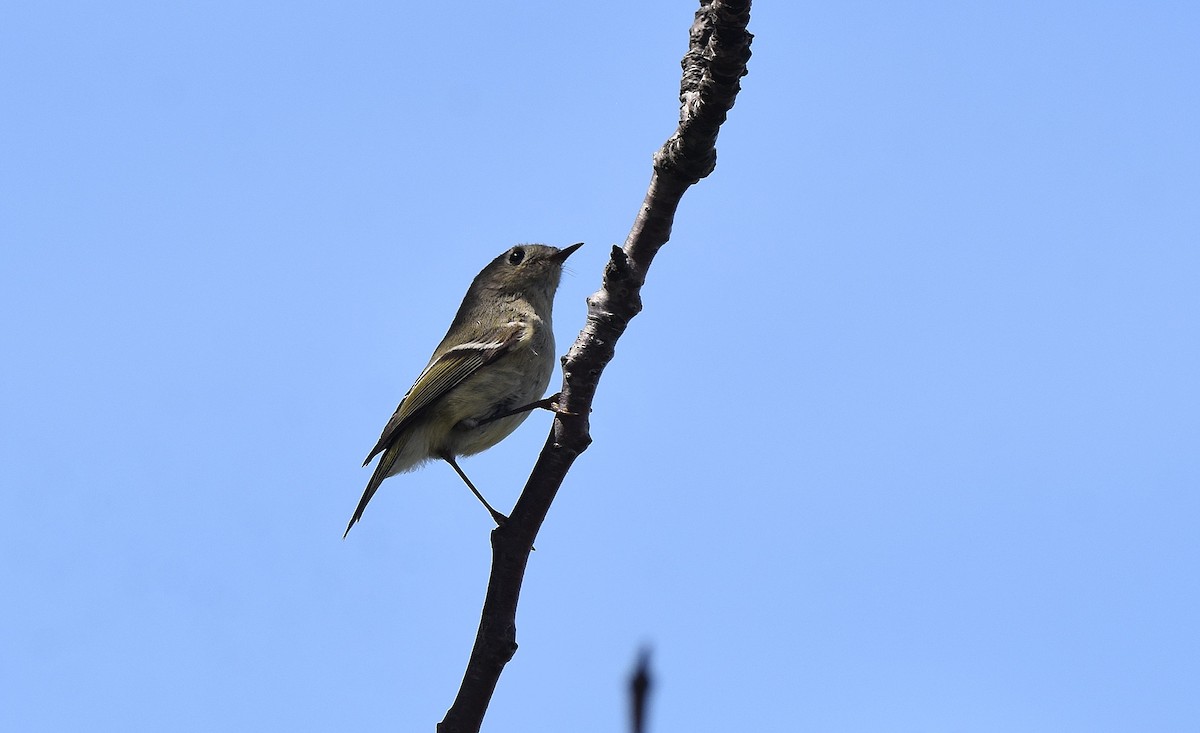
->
<box><xmin>438</xmin><ymin>2</ymin><xmax>752</xmax><ymax>731</ymax></box>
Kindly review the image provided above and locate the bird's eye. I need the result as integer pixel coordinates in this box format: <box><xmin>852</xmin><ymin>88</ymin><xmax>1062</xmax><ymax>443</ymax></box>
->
<box><xmin>507</xmin><ymin>247</ymin><xmax>525</xmax><ymax>265</ymax></box>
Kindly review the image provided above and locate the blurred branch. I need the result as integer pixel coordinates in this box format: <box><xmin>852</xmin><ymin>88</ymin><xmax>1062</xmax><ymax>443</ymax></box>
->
<box><xmin>630</xmin><ymin>648</ymin><xmax>653</xmax><ymax>733</ymax></box>
<box><xmin>438</xmin><ymin>2</ymin><xmax>752</xmax><ymax>731</ymax></box>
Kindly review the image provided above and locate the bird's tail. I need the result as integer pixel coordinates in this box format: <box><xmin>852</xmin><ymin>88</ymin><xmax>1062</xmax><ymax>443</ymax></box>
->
<box><xmin>344</xmin><ymin>449</ymin><xmax>399</xmax><ymax>538</ymax></box>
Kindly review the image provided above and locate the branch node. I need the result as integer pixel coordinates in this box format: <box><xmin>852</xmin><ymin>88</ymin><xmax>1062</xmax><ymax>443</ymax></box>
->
<box><xmin>605</xmin><ymin>245</ymin><xmax>631</xmax><ymax>282</ymax></box>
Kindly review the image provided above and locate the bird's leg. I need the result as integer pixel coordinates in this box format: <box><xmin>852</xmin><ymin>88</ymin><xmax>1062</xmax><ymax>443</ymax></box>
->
<box><xmin>441</xmin><ymin>453</ymin><xmax>508</xmax><ymax>527</ymax></box>
<box><xmin>477</xmin><ymin>392</ymin><xmax>577</xmax><ymax>426</ymax></box>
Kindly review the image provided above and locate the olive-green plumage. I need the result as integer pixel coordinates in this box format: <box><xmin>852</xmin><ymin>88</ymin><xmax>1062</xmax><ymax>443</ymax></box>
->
<box><xmin>344</xmin><ymin>242</ymin><xmax>582</xmax><ymax>537</ymax></box>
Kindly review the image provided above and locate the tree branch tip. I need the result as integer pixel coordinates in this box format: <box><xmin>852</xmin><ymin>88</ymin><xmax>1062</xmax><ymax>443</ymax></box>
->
<box><xmin>632</xmin><ymin>647</ymin><xmax>652</xmax><ymax>686</ymax></box>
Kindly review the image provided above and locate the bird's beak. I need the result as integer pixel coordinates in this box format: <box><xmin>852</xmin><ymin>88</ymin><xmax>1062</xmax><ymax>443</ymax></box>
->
<box><xmin>552</xmin><ymin>242</ymin><xmax>584</xmax><ymax>263</ymax></box>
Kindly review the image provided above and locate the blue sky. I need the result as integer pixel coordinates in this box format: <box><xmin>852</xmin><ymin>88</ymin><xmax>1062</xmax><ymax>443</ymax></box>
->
<box><xmin>3</xmin><ymin>2</ymin><xmax>1198</xmax><ymax>731</ymax></box>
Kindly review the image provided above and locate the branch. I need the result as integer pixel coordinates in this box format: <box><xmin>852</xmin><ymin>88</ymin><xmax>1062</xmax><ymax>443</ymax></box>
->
<box><xmin>438</xmin><ymin>3</ymin><xmax>752</xmax><ymax>731</ymax></box>
<box><xmin>630</xmin><ymin>648</ymin><xmax>653</xmax><ymax>733</ymax></box>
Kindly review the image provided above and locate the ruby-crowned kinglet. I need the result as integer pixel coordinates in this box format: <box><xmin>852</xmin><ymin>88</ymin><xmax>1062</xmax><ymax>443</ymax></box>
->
<box><xmin>344</xmin><ymin>242</ymin><xmax>583</xmax><ymax>537</ymax></box>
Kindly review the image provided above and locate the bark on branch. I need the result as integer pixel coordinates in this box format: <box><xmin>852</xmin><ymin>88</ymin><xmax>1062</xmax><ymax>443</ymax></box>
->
<box><xmin>438</xmin><ymin>3</ymin><xmax>752</xmax><ymax>730</ymax></box>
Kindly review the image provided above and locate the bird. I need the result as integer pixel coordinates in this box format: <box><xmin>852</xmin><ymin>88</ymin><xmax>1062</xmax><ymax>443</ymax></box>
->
<box><xmin>344</xmin><ymin>242</ymin><xmax>583</xmax><ymax>537</ymax></box>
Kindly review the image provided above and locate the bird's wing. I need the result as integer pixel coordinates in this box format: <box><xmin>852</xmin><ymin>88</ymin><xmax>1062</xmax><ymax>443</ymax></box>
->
<box><xmin>362</xmin><ymin>321</ymin><xmax>527</xmax><ymax>466</ymax></box>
